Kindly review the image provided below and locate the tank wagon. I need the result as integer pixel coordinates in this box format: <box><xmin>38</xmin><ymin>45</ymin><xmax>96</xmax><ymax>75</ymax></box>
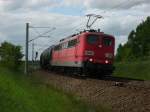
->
<box><xmin>40</xmin><ymin>29</ymin><xmax>115</xmax><ymax>76</ymax></box>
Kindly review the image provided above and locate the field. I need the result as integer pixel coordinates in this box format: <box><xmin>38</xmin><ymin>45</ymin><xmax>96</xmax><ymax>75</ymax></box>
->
<box><xmin>0</xmin><ymin>67</ymin><xmax>97</xmax><ymax>112</ymax></box>
<box><xmin>113</xmin><ymin>60</ymin><xmax>150</xmax><ymax>80</ymax></box>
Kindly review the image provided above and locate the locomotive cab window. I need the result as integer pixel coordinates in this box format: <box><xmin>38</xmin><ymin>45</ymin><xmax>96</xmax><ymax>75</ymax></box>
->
<box><xmin>103</xmin><ymin>37</ymin><xmax>112</xmax><ymax>46</ymax></box>
<box><xmin>68</xmin><ymin>39</ymin><xmax>78</xmax><ymax>48</ymax></box>
<box><xmin>87</xmin><ymin>35</ymin><xmax>99</xmax><ymax>44</ymax></box>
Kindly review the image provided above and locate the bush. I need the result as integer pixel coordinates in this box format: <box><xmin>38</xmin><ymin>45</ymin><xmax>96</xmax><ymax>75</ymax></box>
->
<box><xmin>0</xmin><ymin>42</ymin><xmax>23</xmax><ymax>70</ymax></box>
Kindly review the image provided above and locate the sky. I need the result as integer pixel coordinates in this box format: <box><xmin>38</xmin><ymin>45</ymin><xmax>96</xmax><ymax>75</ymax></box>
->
<box><xmin>0</xmin><ymin>0</ymin><xmax>150</xmax><ymax>59</ymax></box>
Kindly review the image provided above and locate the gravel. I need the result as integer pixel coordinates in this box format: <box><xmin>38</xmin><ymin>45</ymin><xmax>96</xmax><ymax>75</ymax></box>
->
<box><xmin>33</xmin><ymin>70</ymin><xmax>150</xmax><ymax>112</ymax></box>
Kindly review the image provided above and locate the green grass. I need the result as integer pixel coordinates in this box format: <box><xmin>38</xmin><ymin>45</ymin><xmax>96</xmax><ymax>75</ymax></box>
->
<box><xmin>113</xmin><ymin>60</ymin><xmax>150</xmax><ymax>80</ymax></box>
<box><xmin>0</xmin><ymin>67</ymin><xmax>99</xmax><ymax>112</ymax></box>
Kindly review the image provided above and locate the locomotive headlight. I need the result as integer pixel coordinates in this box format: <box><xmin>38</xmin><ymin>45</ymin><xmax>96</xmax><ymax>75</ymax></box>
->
<box><xmin>89</xmin><ymin>58</ymin><xmax>93</xmax><ymax>62</ymax></box>
<box><xmin>105</xmin><ymin>60</ymin><xmax>109</xmax><ymax>64</ymax></box>
<box><xmin>85</xmin><ymin>50</ymin><xmax>94</xmax><ymax>56</ymax></box>
<box><xmin>105</xmin><ymin>53</ymin><xmax>113</xmax><ymax>59</ymax></box>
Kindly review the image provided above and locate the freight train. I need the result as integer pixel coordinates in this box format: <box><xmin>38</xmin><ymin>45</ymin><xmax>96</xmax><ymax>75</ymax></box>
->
<box><xmin>40</xmin><ymin>29</ymin><xmax>115</xmax><ymax>76</ymax></box>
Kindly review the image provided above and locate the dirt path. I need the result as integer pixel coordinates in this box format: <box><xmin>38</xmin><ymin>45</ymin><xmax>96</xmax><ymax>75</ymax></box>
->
<box><xmin>33</xmin><ymin>70</ymin><xmax>150</xmax><ymax>112</ymax></box>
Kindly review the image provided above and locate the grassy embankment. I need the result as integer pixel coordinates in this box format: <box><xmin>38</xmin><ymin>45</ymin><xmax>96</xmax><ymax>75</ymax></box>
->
<box><xmin>0</xmin><ymin>67</ymin><xmax>106</xmax><ymax>112</ymax></box>
<box><xmin>113</xmin><ymin>60</ymin><xmax>150</xmax><ymax>80</ymax></box>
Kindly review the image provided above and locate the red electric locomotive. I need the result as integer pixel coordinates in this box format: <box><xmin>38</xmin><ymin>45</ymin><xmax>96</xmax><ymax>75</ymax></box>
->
<box><xmin>40</xmin><ymin>29</ymin><xmax>115</xmax><ymax>76</ymax></box>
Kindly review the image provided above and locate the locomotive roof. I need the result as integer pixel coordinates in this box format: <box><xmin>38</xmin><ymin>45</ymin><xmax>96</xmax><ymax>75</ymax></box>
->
<box><xmin>59</xmin><ymin>29</ymin><xmax>114</xmax><ymax>43</ymax></box>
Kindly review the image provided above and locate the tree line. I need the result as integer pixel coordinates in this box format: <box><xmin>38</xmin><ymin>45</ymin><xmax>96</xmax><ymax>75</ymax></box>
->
<box><xmin>116</xmin><ymin>16</ymin><xmax>150</xmax><ymax>62</ymax></box>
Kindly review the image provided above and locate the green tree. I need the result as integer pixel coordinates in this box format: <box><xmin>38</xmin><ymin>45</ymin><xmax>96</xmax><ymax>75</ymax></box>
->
<box><xmin>0</xmin><ymin>42</ymin><xmax>23</xmax><ymax>70</ymax></box>
<box><xmin>116</xmin><ymin>16</ymin><xmax>150</xmax><ymax>62</ymax></box>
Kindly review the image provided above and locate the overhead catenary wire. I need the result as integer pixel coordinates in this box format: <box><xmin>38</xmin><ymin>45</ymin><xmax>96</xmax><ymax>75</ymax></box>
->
<box><xmin>31</xmin><ymin>28</ymin><xmax>41</xmax><ymax>36</ymax></box>
<box><xmin>29</xmin><ymin>26</ymin><xmax>52</xmax><ymax>28</ymax></box>
<box><xmin>29</xmin><ymin>27</ymin><xmax>56</xmax><ymax>42</ymax></box>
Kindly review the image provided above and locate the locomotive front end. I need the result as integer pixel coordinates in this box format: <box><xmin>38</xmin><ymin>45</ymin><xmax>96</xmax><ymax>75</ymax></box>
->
<box><xmin>83</xmin><ymin>32</ymin><xmax>115</xmax><ymax>75</ymax></box>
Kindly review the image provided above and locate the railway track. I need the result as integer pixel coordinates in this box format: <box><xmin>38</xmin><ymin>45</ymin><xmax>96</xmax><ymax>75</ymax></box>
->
<box><xmin>36</xmin><ymin>69</ymin><xmax>149</xmax><ymax>90</ymax></box>
<box><xmin>32</xmin><ymin>70</ymin><xmax>150</xmax><ymax>112</ymax></box>
<box><xmin>98</xmin><ymin>75</ymin><xmax>144</xmax><ymax>82</ymax></box>
<box><xmin>43</xmin><ymin>68</ymin><xmax>143</xmax><ymax>80</ymax></box>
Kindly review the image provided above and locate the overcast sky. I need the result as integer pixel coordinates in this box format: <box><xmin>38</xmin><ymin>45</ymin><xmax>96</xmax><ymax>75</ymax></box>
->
<box><xmin>0</xmin><ymin>0</ymin><xmax>150</xmax><ymax>59</ymax></box>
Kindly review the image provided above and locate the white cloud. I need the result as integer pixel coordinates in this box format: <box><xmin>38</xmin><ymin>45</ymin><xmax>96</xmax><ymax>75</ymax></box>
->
<box><xmin>0</xmin><ymin>0</ymin><xmax>59</xmax><ymax>12</ymax></box>
<box><xmin>62</xmin><ymin>0</ymin><xmax>150</xmax><ymax>9</ymax></box>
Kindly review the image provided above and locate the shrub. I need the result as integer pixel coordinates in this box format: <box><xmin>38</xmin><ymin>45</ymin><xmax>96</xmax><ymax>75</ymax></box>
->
<box><xmin>0</xmin><ymin>42</ymin><xmax>23</xmax><ymax>70</ymax></box>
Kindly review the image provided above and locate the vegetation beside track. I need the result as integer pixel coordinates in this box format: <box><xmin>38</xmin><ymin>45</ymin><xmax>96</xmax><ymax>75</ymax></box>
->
<box><xmin>0</xmin><ymin>67</ymin><xmax>102</xmax><ymax>112</ymax></box>
<box><xmin>113</xmin><ymin>60</ymin><xmax>150</xmax><ymax>80</ymax></box>
<box><xmin>114</xmin><ymin>17</ymin><xmax>150</xmax><ymax>81</ymax></box>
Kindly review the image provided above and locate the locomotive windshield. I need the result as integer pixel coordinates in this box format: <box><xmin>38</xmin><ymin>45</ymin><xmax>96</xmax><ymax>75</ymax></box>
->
<box><xmin>103</xmin><ymin>37</ymin><xmax>112</xmax><ymax>46</ymax></box>
<box><xmin>87</xmin><ymin>34</ymin><xmax>99</xmax><ymax>44</ymax></box>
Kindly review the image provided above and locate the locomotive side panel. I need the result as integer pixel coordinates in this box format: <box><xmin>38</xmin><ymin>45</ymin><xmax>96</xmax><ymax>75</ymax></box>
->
<box><xmin>51</xmin><ymin>35</ymin><xmax>85</xmax><ymax>67</ymax></box>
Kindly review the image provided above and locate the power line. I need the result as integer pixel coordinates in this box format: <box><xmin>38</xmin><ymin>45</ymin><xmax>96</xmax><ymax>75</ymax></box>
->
<box><xmin>32</xmin><ymin>28</ymin><xmax>41</xmax><ymax>36</ymax></box>
<box><xmin>29</xmin><ymin>27</ymin><xmax>56</xmax><ymax>42</ymax></box>
<box><xmin>29</xmin><ymin>26</ymin><xmax>52</xmax><ymax>28</ymax></box>
<box><xmin>34</xmin><ymin>43</ymin><xmax>50</xmax><ymax>46</ymax></box>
